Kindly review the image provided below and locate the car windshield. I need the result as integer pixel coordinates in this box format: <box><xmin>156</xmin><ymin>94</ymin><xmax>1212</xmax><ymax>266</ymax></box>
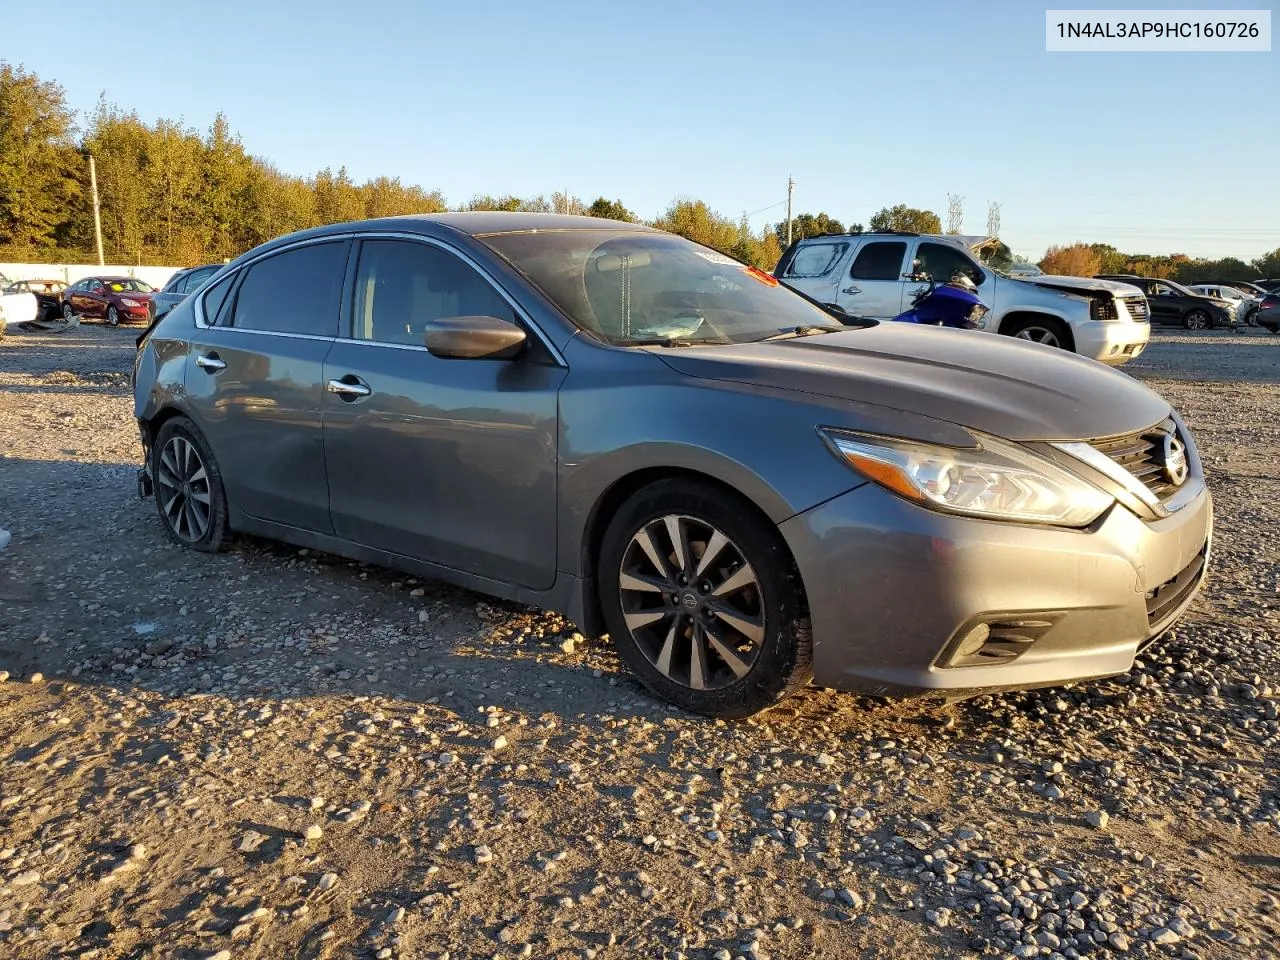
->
<box><xmin>106</xmin><ymin>278</ymin><xmax>153</xmax><ymax>293</ymax></box>
<box><xmin>481</xmin><ymin>230</ymin><xmax>849</xmax><ymax>345</ymax></box>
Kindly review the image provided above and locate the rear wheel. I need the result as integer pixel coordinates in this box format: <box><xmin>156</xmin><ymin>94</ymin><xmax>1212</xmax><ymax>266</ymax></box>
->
<box><xmin>1183</xmin><ymin>309</ymin><xmax>1209</xmax><ymax>331</ymax></box>
<box><xmin>152</xmin><ymin>416</ymin><xmax>230</xmax><ymax>553</ymax></box>
<box><xmin>598</xmin><ymin>479</ymin><xmax>812</xmax><ymax>718</ymax></box>
<box><xmin>1244</xmin><ymin>307</ymin><xmax>1259</xmax><ymax>327</ymax></box>
<box><xmin>1003</xmin><ymin>316</ymin><xmax>1071</xmax><ymax>351</ymax></box>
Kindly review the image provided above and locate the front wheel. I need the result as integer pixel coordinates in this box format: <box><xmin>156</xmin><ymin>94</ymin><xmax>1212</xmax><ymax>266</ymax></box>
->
<box><xmin>598</xmin><ymin>479</ymin><xmax>812</xmax><ymax>718</ymax></box>
<box><xmin>152</xmin><ymin>416</ymin><xmax>231</xmax><ymax>553</ymax></box>
<box><xmin>107</xmin><ymin>305</ymin><xmax>120</xmax><ymax>326</ymax></box>
<box><xmin>62</xmin><ymin>302</ymin><xmax>76</xmax><ymax>320</ymax></box>
<box><xmin>1244</xmin><ymin>307</ymin><xmax>1259</xmax><ymax>327</ymax></box>
<box><xmin>1183</xmin><ymin>309</ymin><xmax>1209</xmax><ymax>331</ymax></box>
<box><xmin>1003</xmin><ymin>316</ymin><xmax>1071</xmax><ymax>351</ymax></box>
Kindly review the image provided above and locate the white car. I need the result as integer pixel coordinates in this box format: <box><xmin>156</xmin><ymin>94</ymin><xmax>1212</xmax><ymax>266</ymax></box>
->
<box><xmin>0</xmin><ymin>284</ymin><xmax>38</xmax><ymax>337</ymax></box>
<box><xmin>1187</xmin><ymin>284</ymin><xmax>1258</xmax><ymax>326</ymax></box>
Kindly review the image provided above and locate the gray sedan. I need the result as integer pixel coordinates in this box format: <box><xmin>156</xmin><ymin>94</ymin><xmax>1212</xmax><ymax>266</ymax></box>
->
<box><xmin>132</xmin><ymin>214</ymin><xmax>1212</xmax><ymax>718</ymax></box>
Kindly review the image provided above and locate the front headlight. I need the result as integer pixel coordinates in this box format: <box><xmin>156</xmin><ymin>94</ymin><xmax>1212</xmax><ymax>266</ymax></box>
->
<box><xmin>121</xmin><ymin>298</ymin><xmax>141</xmax><ymax>307</ymax></box>
<box><xmin>820</xmin><ymin>429</ymin><xmax>1113</xmax><ymax>527</ymax></box>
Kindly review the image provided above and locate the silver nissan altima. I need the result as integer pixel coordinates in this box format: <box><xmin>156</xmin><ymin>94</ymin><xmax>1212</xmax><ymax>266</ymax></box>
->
<box><xmin>132</xmin><ymin>214</ymin><xmax>1212</xmax><ymax>718</ymax></box>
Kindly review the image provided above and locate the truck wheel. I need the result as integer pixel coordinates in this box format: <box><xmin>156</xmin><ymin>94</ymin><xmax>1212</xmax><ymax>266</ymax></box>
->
<box><xmin>1003</xmin><ymin>317</ymin><xmax>1070</xmax><ymax>350</ymax></box>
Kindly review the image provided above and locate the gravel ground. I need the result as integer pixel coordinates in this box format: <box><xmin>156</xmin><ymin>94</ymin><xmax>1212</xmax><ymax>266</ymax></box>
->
<box><xmin>0</xmin><ymin>323</ymin><xmax>1277</xmax><ymax>960</ymax></box>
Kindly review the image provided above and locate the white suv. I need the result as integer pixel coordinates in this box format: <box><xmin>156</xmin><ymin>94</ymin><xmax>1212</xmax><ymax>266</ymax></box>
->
<box><xmin>774</xmin><ymin>233</ymin><xmax>1151</xmax><ymax>365</ymax></box>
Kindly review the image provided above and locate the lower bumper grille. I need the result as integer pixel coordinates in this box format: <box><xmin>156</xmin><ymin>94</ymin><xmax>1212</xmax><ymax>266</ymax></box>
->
<box><xmin>1145</xmin><ymin>544</ymin><xmax>1208</xmax><ymax>629</ymax></box>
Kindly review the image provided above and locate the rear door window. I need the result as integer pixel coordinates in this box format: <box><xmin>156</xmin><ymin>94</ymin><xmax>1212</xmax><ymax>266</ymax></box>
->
<box><xmin>227</xmin><ymin>242</ymin><xmax>347</xmax><ymax>337</ymax></box>
<box><xmin>785</xmin><ymin>242</ymin><xmax>848</xmax><ymax>278</ymax></box>
<box><xmin>916</xmin><ymin>242</ymin><xmax>985</xmax><ymax>285</ymax></box>
<box><xmin>849</xmin><ymin>241</ymin><xmax>908</xmax><ymax>281</ymax></box>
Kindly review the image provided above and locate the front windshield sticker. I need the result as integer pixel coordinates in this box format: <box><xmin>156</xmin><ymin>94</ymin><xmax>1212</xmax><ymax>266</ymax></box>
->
<box><xmin>694</xmin><ymin>251</ymin><xmax>739</xmax><ymax>266</ymax></box>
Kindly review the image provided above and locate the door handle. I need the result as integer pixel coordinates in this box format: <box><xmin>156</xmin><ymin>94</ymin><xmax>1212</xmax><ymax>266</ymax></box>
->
<box><xmin>843</xmin><ymin>285</ymin><xmax>862</xmax><ymax>295</ymax></box>
<box><xmin>195</xmin><ymin>354</ymin><xmax>226</xmax><ymax>372</ymax></box>
<box><xmin>326</xmin><ymin>378</ymin><xmax>372</xmax><ymax>399</ymax></box>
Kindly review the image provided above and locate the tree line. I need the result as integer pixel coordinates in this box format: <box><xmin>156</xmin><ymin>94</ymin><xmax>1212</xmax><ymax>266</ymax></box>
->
<box><xmin>1039</xmin><ymin>243</ymin><xmax>1280</xmax><ymax>284</ymax></box>
<box><xmin>3</xmin><ymin>62</ymin><xmax>1274</xmax><ymax>282</ymax></box>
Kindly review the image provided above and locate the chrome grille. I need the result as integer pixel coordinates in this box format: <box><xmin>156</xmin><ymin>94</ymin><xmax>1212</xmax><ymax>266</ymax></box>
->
<box><xmin>1087</xmin><ymin>417</ymin><xmax>1183</xmax><ymax>503</ymax></box>
<box><xmin>1121</xmin><ymin>296</ymin><xmax>1149</xmax><ymax>321</ymax></box>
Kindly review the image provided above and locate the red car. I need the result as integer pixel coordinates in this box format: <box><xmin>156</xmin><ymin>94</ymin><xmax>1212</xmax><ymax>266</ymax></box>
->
<box><xmin>61</xmin><ymin>276</ymin><xmax>156</xmax><ymax>325</ymax></box>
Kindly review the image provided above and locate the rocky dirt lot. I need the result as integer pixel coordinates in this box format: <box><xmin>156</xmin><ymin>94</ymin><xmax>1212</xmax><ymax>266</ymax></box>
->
<box><xmin>0</xmin><ymin>324</ymin><xmax>1277</xmax><ymax>960</ymax></box>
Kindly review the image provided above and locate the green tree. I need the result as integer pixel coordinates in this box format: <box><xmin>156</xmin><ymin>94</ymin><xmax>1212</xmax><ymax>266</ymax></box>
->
<box><xmin>0</xmin><ymin>63</ymin><xmax>80</xmax><ymax>253</ymax></box>
<box><xmin>586</xmin><ymin>197</ymin><xmax>636</xmax><ymax>222</ymax></box>
<box><xmin>652</xmin><ymin>199</ymin><xmax>739</xmax><ymax>254</ymax></box>
<box><xmin>1253</xmin><ymin>248</ymin><xmax>1280</xmax><ymax>278</ymax></box>
<box><xmin>83</xmin><ymin>100</ymin><xmax>152</xmax><ymax>261</ymax></box>
<box><xmin>868</xmin><ymin>204</ymin><xmax>942</xmax><ymax>234</ymax></box>
<box><xmin>772</xmin><ymin>212</ymin><xmax>845</xmax><ymax>248</ymax></box>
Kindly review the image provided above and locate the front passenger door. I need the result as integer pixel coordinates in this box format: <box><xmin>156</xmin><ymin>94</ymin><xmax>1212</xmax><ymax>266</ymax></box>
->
<box><xmin>322</xmin><ymin>237</ymin><xmax>566</xmax><ymax>590</ymax></box>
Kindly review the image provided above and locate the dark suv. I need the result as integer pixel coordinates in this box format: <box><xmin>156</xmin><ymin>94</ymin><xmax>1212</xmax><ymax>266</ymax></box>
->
<box><xmin>1095</xmin><ymin>275</ymin><xmax>1235</xmax><ymax>330</ymax></box>
<box><xmin>149</xmin><ymin>264</ymin><xmax>224</xmax><ymax>324</ymax></box>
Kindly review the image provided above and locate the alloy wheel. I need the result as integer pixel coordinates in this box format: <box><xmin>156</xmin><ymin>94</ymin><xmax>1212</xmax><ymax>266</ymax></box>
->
<box><xmin>1014</xmin><ymin>326</ymin><xmax>1061</xmax><ymax>347</ymax></box>
<box><xmin>62</xmin><ymin>302</ymin><xmax>74</xmax><ymax>320</ymax></box>
<box><xmin>156</xmin><ymin>435</ymin><xmax>212</xmax><ymax>543</ymax></box>
<box><xmin>618</xmin><ymin>514</ymin><xmax>764</xmax><ymax>691</ymax></box>
<box><xmin>107</xmin><ymin>306</ymin><xmax>120</xmax><ymax>326</ymax></box>
<box><xmin>1185</xmin><ymin>310</ymin><xmax>1209</xmax><ymax>330</ymax></box>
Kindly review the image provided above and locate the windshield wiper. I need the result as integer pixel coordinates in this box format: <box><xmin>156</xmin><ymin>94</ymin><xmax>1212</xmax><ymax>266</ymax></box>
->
<box><xmin>626</xmin><ymin>338</ymin><xmax>729</xmax><ymax>347</ymax></box>
<box><xmin>759</xmin><ymin>324</ymin><xmax>844</xmax><ymax>342</ymax></box>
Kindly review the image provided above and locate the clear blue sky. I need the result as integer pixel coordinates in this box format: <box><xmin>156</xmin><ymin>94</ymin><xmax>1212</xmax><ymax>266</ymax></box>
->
<box><xmin>2</xmin><ymin>0</ymin><xmax>1276</xmax><ymax>260</ymax></box>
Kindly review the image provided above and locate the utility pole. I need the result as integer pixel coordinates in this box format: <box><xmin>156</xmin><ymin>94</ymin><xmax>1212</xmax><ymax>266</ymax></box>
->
<box><xmin>88</xmin><ymin>154</ymin><xmax>105</xmax><ymax>266</ymax></box>
<box><xmin>785</xmin><ymin>176</ymin><xmax>795</xmax><ymax>247</ymax></box>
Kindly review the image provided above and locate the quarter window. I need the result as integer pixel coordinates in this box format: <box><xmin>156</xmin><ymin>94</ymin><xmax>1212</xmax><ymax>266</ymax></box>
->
<box><xmin>785</xmin><ymin>243</ymin><xmax>847</xmax><ymax>278</ymax></box>
<box><xmin>849</xmin><ymin>241</ymin><xmax>908</xmax><ymax>281</ymax></box>
<box><xmin>351</xmin><ymin>240</ymin><xmax>515</xmax><ymax>347</ymax></box>
<box><xmin>201</xmin><ymin>273</ymin><xmax>238</xmax><ymax>326</ymax></box>
<box><xmin>228</xmin><ymin>242</ymin><xmax>346</xmax><ymax>336</ymax></box>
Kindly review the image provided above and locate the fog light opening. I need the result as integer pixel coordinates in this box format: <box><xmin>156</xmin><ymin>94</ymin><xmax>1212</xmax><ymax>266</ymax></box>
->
<box><xmin>954</xmin><ymin>623</ymin><xmax>991</xmax><ymax>659</ymax></box>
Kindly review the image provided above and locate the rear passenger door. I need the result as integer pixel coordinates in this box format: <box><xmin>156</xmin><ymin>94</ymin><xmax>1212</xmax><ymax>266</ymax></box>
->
<box><xmin>184</xmin><ymin>239</ymin><xmax>349</xmax><ymax>533</ymax></box>
<box><xmin>834</xmin><ymin>240</ymin><xmax>909</xmax><ymax>319</ymax></box>
<box><xmin>776</xmin><ymin>241</ymin><xmax>849</xmax><ymax>303</ymax></box>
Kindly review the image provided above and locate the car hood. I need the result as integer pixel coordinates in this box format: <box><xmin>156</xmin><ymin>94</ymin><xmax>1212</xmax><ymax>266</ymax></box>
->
<box><xmin>653</xmin><ymin>324</ymin><xmax>1171</xmax><ymax>442</ymax></box>
<box><xmin>1019</xmin><ymin>274</ymin><xmax>1140</xmax><ymax>296</ymax></box>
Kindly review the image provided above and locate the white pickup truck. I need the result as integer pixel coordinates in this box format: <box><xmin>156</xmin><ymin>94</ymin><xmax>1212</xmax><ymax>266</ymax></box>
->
<box><xmin>774</xmin><ymin>232</ymin><xmax>1151</xmax><ymax>365</ymax></box>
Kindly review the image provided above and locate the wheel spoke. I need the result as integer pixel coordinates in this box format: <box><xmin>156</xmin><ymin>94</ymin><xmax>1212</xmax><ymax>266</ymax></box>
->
<box><xmin>188</xmin><ymin>465</ymin><xmax>207</xmax><ymax>486</ymax></box>
<box><xmin>711</xmin><ymin>563</ymin><xmax>758</xmax><ymax>598</ymax></box>
<box><xmin>183</xmin><ymin>499</ymin><xmax>200</xmax><ymax>538</ymax></box>
<box><xmin>694</xmin><ymin>530</ymin><xmax>729</xmax><ymax>578</ymax></box>
<box><xmin>621</xmin><ymin>568</ymin><xmax>672</xmax><ymax>593</ymax></box>
<box><xmin>161</xmin><ymin>492</ymin><xmax>181</xmax><ymax>519</ymax></box>
<box><xmin>655</xmin><ymin>620</ymin><xmax>678</xmax><ymax>677</ymax></box>
<box><xmin>624</xmin><ymin>610</ymin><xmax>668</xmax><ymax>632</ymax></box>
<box><xmin>689</xmin><ymin>623</ymin><xmax>708</xmax><ymax>690</ymax></box>
<box><xmin>189</xmin><ymin>488</ymin><xmax>211</xmax><ymax>506</ymax></box>
<box><xmin>160</xmin><ymin>447</ymin><xmax>179</xmax><ymax>479</ymax></box>
<box><xmin>704</xmin><ymin>620</ymin><xmax>752</xmax><ymax>678</ymax></box>
<box><xmin>710</xmin><ymin>604</ymin><xmax>765</xmax><ymax>645</ymax></box>
<box><xmin>634</xmin><ymin>526</ymin><xmax>672</xmax><ymax>580</ymax></box>
<box><xmin>665</xmin><ymin>515</ymin><xmax>689</xmax><ymax>575</ymax></box>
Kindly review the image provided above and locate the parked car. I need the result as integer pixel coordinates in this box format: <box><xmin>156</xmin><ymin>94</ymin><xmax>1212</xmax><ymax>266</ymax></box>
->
<box><xmin>132</xmin><ymin>214</ymin><xmax>1213</xmax><ymax>718</ymax></box>
<box><xmin>776</xmin><ymin>233</ymin><xmax>1151</xmax><ymax>364</ymax></box>
<box><xmin>1186</xmin><ymin>283</ymin><xmax>1259</xmax><ymax>326</ymax></box>
<box><xmin>1188</xmin><ymin>278</ymin><xmax>1271</xmax><ymax>299</ymax></box>
<box><xmin>4</xmin><ymin>279</ymin><xmax>67</xmax><ymax>321</ymax></box>
<box><xmin>149</xmin><ymin>264</ymin><xmax>223</xmax><ymax>324</ymax></box>
<box><xmin>62</xmin><ymin>276</ymin><xmax>155</xmax><ymax>325</ymax></box>
<box><xmin>1095</xmin><ymin>275</ymin><xmax>1235</xmax><ymax>330</ymax></box>
<box><xmin>0</xmin><ymin>282</ymin><xmax>39</xmax><ymax>335</ymax></box>
<box><xmin>1258</xmin><ymin>293</ymin><xmax>1280</xmax><ymax>333</ymax></box>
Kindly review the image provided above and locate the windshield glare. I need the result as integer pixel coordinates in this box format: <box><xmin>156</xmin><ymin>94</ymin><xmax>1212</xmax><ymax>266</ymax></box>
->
<box><xmin>106</xmin><ymin>279</ymin><xmax>153</xmax><ymax>293</ymax></box>
<box><xmin>482</xmin><ymin>230</ymin><xmax>847</xmax><ymax>345</ymax></box>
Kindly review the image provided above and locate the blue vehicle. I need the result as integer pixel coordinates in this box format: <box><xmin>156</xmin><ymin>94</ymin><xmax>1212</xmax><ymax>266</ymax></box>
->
<box><xmin>893</xmin><ymin>264</ymin><xmax>989</xmax><ymax>329</ymax></box>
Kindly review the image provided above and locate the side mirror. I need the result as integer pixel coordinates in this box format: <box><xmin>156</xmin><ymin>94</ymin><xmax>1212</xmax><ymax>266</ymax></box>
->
<box><xmin>424</xmin><ymin>315</ymin><xmax>527</xmax><ymax>360</ymax></box>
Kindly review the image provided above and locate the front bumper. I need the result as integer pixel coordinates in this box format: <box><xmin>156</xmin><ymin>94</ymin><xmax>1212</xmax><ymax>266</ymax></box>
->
<box><xmin>780</xmin><ymin>479</ymin><xmax>1212</xmax><ymax>697</ymax></box>
<box><xmin>1073</xmin><ymin>319</ymin><xmax>1150</xmax><ymax>365</ymax></box>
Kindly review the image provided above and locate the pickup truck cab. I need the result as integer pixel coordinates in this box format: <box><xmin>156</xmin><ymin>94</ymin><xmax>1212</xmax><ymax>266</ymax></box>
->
<box><xmin>775</xmin><ymin>232</ymin><xmax>1151</xmax><ymax>365</ymax></box>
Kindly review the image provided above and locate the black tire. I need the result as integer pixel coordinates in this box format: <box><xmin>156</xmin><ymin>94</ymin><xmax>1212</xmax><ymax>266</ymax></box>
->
<box><xmin>1245</xmin><ymin>307</ymin><xmax>1259</xmax><ymax>327</ymax></box>
<box><xmin>107</xmin><ymin>305</ymin><xmax>120</xmax><ymax>326</ymax></box>
<box><xmin>598</xmin><ymin>478</ymin><xmax>812</xmax><ymax>719</ymax></box>
<box><xmin>1183</xmin><ymin>309</ymin><xmax>1209</xmax><ymax>331</ymax></box>
<box><xmin>1002</xmin><ymin>316</ymin><xmax>1072</xmax><ymax>351</ymax></box>
<box><xmin>152</xmin><ymin>416</ymin><xmax>231</xmax><ymax>553</ymax></box>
